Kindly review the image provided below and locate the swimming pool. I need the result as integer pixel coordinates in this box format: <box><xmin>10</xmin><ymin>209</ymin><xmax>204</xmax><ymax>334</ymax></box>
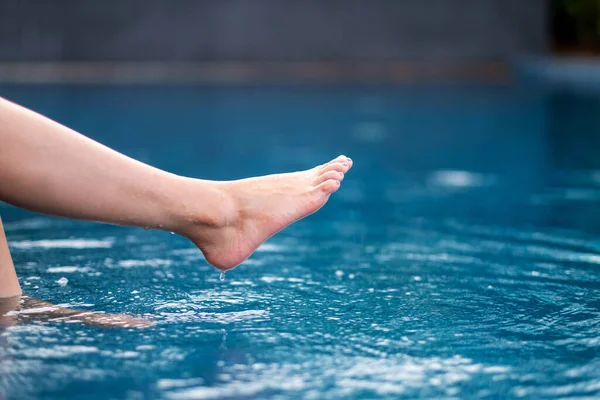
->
<box><xmin>1</xmin><ymin>83</ymin><xmax>599</xmax><ymax>399</ymax></box>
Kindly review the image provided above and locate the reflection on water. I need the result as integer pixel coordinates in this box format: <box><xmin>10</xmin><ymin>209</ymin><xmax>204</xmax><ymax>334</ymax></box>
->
<box><xmin>0</xmin><ymin>85</ymin><xmax>599</xmax><ymax>399</ymax></box>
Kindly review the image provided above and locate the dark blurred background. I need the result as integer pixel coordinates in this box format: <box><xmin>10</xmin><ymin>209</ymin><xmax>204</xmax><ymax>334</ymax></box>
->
<box><xmin>553</xmin><ymin>0</ymin><xmax>600</xmax><ymax>53</ymax></box>
<box><xmin>0</xmin><ymin>0</ymin><xmax>597</xmax><ymax>60</ymax></box>
<box><xmin>0</xmin><ymin>0</ymin><xmax>546</xmax><ymax>63</ymax></box>
<box><xmin>0</xmin><ymin>1</ymin><xmax>599</xmax><ymax>74</ymax></box>
<box><xmin>0</xmin><ymin>0</ymin><xmax>599</xmax><ymax>83</ymax></box>
<box><xmin>0</xmin><ymin>1</ymin><xmax>599</xmax><ymax>82</ymax></box>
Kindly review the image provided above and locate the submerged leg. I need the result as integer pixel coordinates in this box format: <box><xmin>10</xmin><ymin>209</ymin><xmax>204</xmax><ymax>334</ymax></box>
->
<box><xmin>0</xmin><ymin>97</ymin><xmax>352</xmax><ymax>271</ymax></box>
<box><xmin>2</xmin><ymin>215</ymin><xmax>150</xmax><ymax>327</ymax></box>
<box><xmin>0</xmin><ymin>217</ymin><xmax>20</xmax><ymax>298</ymax></box>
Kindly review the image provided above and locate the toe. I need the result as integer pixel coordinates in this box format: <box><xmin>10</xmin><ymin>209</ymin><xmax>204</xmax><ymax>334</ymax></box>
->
<box><xmin>316</xmin><ymin>170</ymin><xmax>344</xmax><ymax>185</ymax></box>
<box><xmin>329</xmin><ymin>155</ymin><xmax>347</xmax><ymax>164</ymax></box>
<box><xmin>316</xmin><ymin>179</ymin><xmax>341</xmax><ymax>194</ymax></box>
<box><xmin>322</xmin><ymin>161</ymin><xmax>351</xmax><ymax>174</ymax></box>
<box><xmin>321</xmin><ymin>155</ymin><xmax>351</xmax><ymax>170</ymax></box>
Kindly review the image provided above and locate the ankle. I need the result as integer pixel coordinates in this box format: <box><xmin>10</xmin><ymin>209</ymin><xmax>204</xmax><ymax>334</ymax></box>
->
<box><xmin>167</xmin><ymin>178</ymin><xmax>239</xmax><ymax>237</ymax></box>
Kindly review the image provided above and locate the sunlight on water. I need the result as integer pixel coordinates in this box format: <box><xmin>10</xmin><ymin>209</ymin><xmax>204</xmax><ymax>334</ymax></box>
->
<box><xmin>3</xmin><ymin>214</ymin><xmax>598</xmax><ymax>398</ymax></box>
<box><xmin>1</xmin><ymin>85</ymin><xmax>600</xmax><ymax>399</ymax></box>
<box><xmin>9</xmin><ymin>238</ymin><xmax>115</xmax><ymax>250</ymax></box>
<box><xmin>428</xmin><ymin>170</ymin><xmax>497</xmax><ymax>189</ymax></box>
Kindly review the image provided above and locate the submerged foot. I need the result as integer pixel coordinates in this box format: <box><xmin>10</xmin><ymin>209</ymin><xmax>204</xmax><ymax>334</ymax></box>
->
<box><xmin>184</xmin><ymin>155</ymin><xmax>352</xmax><ymax>271</ymax></box>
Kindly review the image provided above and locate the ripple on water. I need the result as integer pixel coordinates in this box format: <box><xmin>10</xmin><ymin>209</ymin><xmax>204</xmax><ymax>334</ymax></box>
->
<box><xmin>2</xmin><ymin>218</ymin><xmax>58</xmax><ymax>231</ymax></box>
<box><xmin>428</xmin><ymin>170</ymin><xmax>497</xmax><ymax>189</ymax></box>
<box><xmin>3</xmin><ymin>86</ymin><xmax>600</xmax><ymax>400</ymax></box>
<box><xmin>163</xmin><ymin>354</ymin><xmax>511</xmax><ymax>399</ymax></box>
<box><xmin>3</xmin><ymin>197</ymin><xmax>600</xmax><ymax>400</ymax></box>
<box><xmin>9</xmin><ymin>238</ymin><xmax>115</xmax><ymax>250</ymax></box>
<box><xmin>117</xmin><ymin>259</ymin><xmax>173</xmax><ymax>268</ymax></box>
<box><xmin>255</xmin><ymin>243</ymin><xmax>289</xmax><ymax>253</ymax></box>
<box><xmin>46</xmin><ymin>266</ymin><xmax>94</xmax><ymax>274</ymax></box>
<box><xmin>154</xmin><ymin>308</ymin><xmax>270</xmax><ymax>325</ymax></box>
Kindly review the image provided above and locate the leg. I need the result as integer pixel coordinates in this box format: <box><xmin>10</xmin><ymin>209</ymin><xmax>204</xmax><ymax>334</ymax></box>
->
<box><xmin>0</xmin><ymin>97</ymin><xmax>352</xmax><ymax>271</ymax></box>
<box><xmin>2</xmin><ymin>216</ymin><xmax>150</xmax><ymax>328</ymax></box>
<box><xmin>0</xmin><ymin>217</ymin><xmax>20</xmax><ymax>298</ymax></box>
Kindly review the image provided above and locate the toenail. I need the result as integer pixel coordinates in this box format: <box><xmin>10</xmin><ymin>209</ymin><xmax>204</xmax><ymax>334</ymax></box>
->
<box><xmin>343</xmin><ymin>163</ymin><xmax>349</xmax><ymax>166</ymax></box>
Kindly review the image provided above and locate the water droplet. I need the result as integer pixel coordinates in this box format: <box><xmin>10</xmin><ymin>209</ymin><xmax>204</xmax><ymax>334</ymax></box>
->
<box><xmin>56</xmin><ymin>277</ymin><xmax>69</xmax><ymax>287</ymax></box>
<box><xmin>219</xmin><ymin>272</ymin><xmax>225</xmax><ymax>281</ymax></box>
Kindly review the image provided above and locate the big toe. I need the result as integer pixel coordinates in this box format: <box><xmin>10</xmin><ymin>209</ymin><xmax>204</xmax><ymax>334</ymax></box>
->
<box><xmin>321</xmin><ymin>155</ymin><xmax>352</xmax><ymax>174</ymax></box>
<box><xmin>323</xmin><ymin>155</ymin><xmax>352</xmax><ymax>167</ymax></box>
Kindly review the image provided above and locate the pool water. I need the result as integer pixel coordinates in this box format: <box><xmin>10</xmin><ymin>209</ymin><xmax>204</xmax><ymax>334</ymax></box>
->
<box><xmin>1</xmin><ymin>84</ymin><xmax>599</xmax><ymax>399</ymax></box>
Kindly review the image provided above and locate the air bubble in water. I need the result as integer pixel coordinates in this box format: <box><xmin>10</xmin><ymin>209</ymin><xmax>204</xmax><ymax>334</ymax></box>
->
<box><xmin>219</xmin><ymin>272</ymin><xmax>225</xmax><ymax>281</ymax></box>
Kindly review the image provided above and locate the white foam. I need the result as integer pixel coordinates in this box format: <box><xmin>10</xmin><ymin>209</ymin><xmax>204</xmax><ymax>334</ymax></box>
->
<box><xmin>241</xmin><ymin>258</ymin><xmax>264</xmax><ymax>266</ymax></box>
<box><xmin>255</xmin><ymin>243</ymin><xmax>287</xmax><ymax>253</ymax></box>
<box><xmin>47</xmin><ymin>266</ymin><xmax>93</xmax><ymax>274</ymax></box>
<box><xmin>136</xmin><ymin>345</ymin><xmax>156</xmax><ymax>351</ymax></box>
<box><xmin>56</xmin><ymin>277</ymin><xmax>69</xmax><ymax>287</ymax></box>
<box><xmin>172</xmin><ymin>248</ymin><xmax>200</xmax><ymax>256</ymax></box>
<box><xmin>158</xmin><ymin>309</ymin><xmax>269</xmax><ymax>324</ymax></box>
<box><xmin>18</xmin><ymin>345</ymin><xmax>99</xmax><ymax>359</ymax></box>
<box><xmin>229</xmin><ymin>280</ymin><xmax>254</xmax><ymax>286</ymax></box>
<box><xmin>118</xmin><ymin>259</ymin><xmax>173</xmax><ymax>268</ymax></box>
<box><xmin>260</xmin><ymin>276</ymin><xmax>286</xmax><ymax>284</ymax></box>
<box><xmin>167</xmin><ymin>377</ymin><xmax>303</xmax><ymax>400</ymax></box>
<box><xmin>9</xmin><ymin>238</ymin><xmax>114</xmax><ymax>249</ymax></box>
<box><xmin>524</xmin><ymin>245</ymin><xmax>600</xmax><ymax>265</ymax></box>
<box><xmin>163</xmin><ymin>354</ymin><xmax>509</xmax><ymax>399</ymax></box>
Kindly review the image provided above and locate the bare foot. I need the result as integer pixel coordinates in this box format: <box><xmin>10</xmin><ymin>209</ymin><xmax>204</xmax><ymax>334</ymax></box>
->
<box><xmin>183</xmin><ymin>155</ymin><xmax>352</xmax><ymax>271</ymax></box>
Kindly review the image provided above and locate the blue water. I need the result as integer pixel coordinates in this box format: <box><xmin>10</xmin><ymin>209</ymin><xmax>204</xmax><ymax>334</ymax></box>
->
<box><xmin>1</xmin><ymin>84</ymin><xmax>600</xmax><ymax>399</ymax></box>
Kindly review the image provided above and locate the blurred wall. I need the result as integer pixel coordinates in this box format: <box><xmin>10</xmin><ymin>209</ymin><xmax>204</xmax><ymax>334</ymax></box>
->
<box><xmin>0</xmin><ymin>0</ymin><xmax>547</xmax><ymax>62</ymax></box>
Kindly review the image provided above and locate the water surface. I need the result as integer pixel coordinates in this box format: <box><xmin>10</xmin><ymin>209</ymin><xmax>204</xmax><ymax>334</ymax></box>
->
<box><xmin>0</xmin><ymin>84</ymin><xmax>599</xmax><ymax>399</ymax></box>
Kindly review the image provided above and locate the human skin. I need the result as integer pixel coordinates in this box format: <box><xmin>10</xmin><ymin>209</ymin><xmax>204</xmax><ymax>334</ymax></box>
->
<box><xmin>0</xmin><ymin>218</ymin><xmax>19</xmax><ymax>298</ymax></box>
<box><xmin>0</xmin><ymin>96</ymin><xmax>352</xmax><ymax>301</ymax></box>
